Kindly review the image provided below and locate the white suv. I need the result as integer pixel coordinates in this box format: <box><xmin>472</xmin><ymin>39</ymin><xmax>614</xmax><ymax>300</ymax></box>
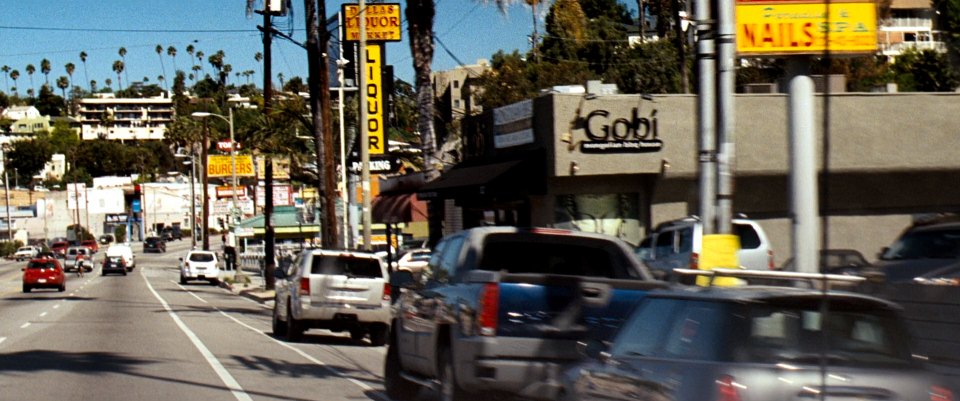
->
<box><xmin>638</xmin><ymin>216</ymin><xmax>774</xmax><ymax>280</ymax></box>
<box><xmin>179</xmin><ymin>250</ymin><xmax>221</xmax><ymax>285</ymax></box>
<box><xmin>272</xmin><ymin>249</ymin><xmax>391</xmax><ymax>345</ymax></box>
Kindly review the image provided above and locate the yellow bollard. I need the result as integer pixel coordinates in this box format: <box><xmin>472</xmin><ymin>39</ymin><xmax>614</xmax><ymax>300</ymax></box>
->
<box><xmin>698</xmin><ymin>234</ymin><xmax>743</xmax><ymax>287</ymax></box>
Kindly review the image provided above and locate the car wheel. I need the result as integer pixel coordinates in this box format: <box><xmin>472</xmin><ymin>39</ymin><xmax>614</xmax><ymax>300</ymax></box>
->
<box><xmin>368</xmin><ymin>324</ymin><xmax>389</xmax><ymax>347</ymax></box>
<box><xmin>59</xmin><ymin>284</ymin><xmax>65</xmax><ymax>292</ymax></box>
<box><xmin>209</xmin><ymin>279</ymin><xmax>219</xmax><ymax>286</ymax></box>
<box><xmin>439</xmin><ymin>347</ymin><xmax>476</xmax><ymax>401</ymax></box>
<box><xmin>272</xmin><ymin>300</ymin><xmax>288</xmax><ymax>337</ymax></box>
<box><xmin>22</xmin><ymin>284</ymin><xmax>30</xmax><ymax>293</ymax></box>
<box><xmin>350</xmin><ymin>329</ymin><xmax>366</xmax><ymax>342</ymax></box>
<box><xmin>285</xmin><ymin>303</ymin><xmax>304</xmax><ymax>342</ymax></box>
<box><xmin>384</xmin><ymin>333</ymin><xmax>418</xmax><ymax>400</ymax></box>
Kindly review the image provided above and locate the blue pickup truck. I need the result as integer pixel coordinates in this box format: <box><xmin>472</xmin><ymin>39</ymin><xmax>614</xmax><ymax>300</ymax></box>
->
<box><xmin>384</xmin><ymin>227</ymin><xmax>667</xmax><ymax>401</ymax></box>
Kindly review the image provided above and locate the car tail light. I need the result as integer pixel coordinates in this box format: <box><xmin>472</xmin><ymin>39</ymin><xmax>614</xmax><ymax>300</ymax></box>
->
<box><xmin>690</xmin><ymin>252</ymin><xmax>699</xmax><ymax>270</ymax></box>
<box><xmin>768</xmin><ymin>250</ymin><xmax>775</xmax><ymax>270</ymax></box>
<box><xmin>530</xmin><ymin>228</ymin><xmax>572</xmax><ymax>235</ymax></box>
<box><xmin>931</xmin><ymin>385</ymin><xmax>953</xmax><ymax>401</ymax></box>
<box><xmin>298</xmin><ymin>277</ymin><xmax>310</xmax><ymax>296</ymax></box>
<box><xmin>382</xmin><ymin>283</ymin><xmax>391</xmax><ymax>301</ymax></box>
<box><xmin>716</xmin><ymin>375</ymin><xmax>742</xmax><ymax>401</ymax></box>
<box><xmin>478</xmin><ymin>283</ymin><xmax>499</xmax><ymax>336</ymax></box>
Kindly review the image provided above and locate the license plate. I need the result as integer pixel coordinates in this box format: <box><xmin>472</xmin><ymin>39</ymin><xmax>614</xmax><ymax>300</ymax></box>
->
<box><xmin>195</xmin><ymin>266</ymin><xmax>205</xmax><ymax>269</ymax></box>
<box><xmin>38</xmin><ymin>279</ymin><xmax>47</xmax><ymax>283</ymax></box>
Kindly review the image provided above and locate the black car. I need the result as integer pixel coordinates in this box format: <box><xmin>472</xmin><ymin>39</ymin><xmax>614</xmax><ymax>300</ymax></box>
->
<box><xmin>101</xmin><ymin>256</ymin><xmax>127</xmax><ymax>276</ymax></box>
<box><xmin>143</xmin><ymin>236</ymin><xmax>166</xmax><ymax>253</ymax></box>
<box><xmin>871</xmin><ymin>221</ymin><xmax>960</xmax><ymax>282</ymax></box>
<box><xmin>161</xmin><ymin>226</ymin><xmax>182</xmax><ymax>241</ymax></box>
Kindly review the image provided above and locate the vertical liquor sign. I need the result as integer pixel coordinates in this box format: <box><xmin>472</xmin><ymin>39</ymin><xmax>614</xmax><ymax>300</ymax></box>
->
<box><xmin>342</xmin><ymin>3</ymin><xmax>401</xmax><ymax>156</ymax></box>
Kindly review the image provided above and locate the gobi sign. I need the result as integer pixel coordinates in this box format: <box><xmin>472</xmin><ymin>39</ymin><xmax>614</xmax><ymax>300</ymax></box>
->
<box><xmin>207</xmin><ymin>155</ymin><xmax>255</xmax><ymax>178</ymax></box>
<box><xmin>736</xmin><ymin>0</ymin><xmax>877</xmax><ymax>56</ymax></box>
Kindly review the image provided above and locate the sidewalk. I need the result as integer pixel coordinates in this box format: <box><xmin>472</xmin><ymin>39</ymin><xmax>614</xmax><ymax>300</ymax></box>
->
<box><xmin>220</xmin><ymin>270</ymin><xmax>275</xmax><ymax>303</ymax></box>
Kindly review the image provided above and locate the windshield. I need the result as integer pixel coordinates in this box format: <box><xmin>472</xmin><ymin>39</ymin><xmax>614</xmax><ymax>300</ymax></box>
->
<box><xmin>311</xmin><ymin>255</ymin><xmax>382</xmax><ymax>278</ymax></box>
<box><xmin>189</xmin><ymin>253</ymin><xmax>216</xmax><ymax>262</ymax></box>
<box><xmin>27</xmin><ymin>261</ymin><xmax>58</xmax><ymax>270</ymax></box>
<box><xmin>881</xmin><ymin>228</ymin><xmax>960</xmax><ymax>260</ymax></box>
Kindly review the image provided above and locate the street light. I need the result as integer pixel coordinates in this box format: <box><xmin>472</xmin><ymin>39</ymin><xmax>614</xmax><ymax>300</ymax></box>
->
<box><xmin>191</xmin><ymin>110</ymin><xmax>241</xmax><ymax>280</ymax></box>
<box><xmin>175</xmin><ymin>152</ymin><xmax>197</xmax><ymax>248</ymax></box>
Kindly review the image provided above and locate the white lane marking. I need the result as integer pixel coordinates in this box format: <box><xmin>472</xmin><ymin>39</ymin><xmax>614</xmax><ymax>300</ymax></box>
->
<box><xmin>69</xmin><ymin>293</ymin><xmax>76</xmax><ymax>297</ymax></box>
<box><xmin>172</xmin><ymin>281</ymin><xmax>208</xmax><ymax>303</ymax></box>
<box><xmin>216</xmin><ymin>308</ymin><xmax>377</xmax><ymax>392</ymax></box>
<box><xmin>53</xmin><ymin>304</ymin><xmax>60</xmax><ymax>309</ymax></box>
<box><xmin>20</xmin><ymin>322</ymin><xmax>30</xmax><ymax>329</ymax></box>
<box><xmin>39</xmin><ymin>312</ymin><xmax>48</xmax><ymax>317</ymax></box>
<box><xmin>0</xmin><ymin>337</ymin><xmax>6</xmax><ymax>346</ymax></box>
<box><xmin>143</xmin><ymin>269</ymin><xmax>252</xmax><ymax>401</ymax></box>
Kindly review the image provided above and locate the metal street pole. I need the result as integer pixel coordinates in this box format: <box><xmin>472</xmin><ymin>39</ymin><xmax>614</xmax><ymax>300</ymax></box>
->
<box><xmin>201</xmin><ymin>120</ymin><xmax>210</xmax><ymax>251</ymax></box>
<box><xmin>359</xmin><ymin>0</ymin><xmax>372</xmax><ymax>251</ymax></box>
<box><xmin>189</xmin><ymin>157</ymin><xmax>196</xmax><ymax>248</ymax></box>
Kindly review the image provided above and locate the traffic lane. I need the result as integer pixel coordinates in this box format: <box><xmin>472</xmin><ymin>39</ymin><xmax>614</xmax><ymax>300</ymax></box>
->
<box><xmin>148</xmin><ymin>264</ymin><xmax>392</xmax><ymax>401</ymax></box>
<box><xmin>0</xmin><ymin>265</ymin><xmax>239</xmax><ymax>401</ymax></box>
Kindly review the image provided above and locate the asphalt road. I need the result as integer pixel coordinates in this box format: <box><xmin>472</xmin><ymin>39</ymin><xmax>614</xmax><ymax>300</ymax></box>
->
<box><xmin>0</xmin><ymin>239</ymin><xmax>416</xmax><ymax>401</ymax></box>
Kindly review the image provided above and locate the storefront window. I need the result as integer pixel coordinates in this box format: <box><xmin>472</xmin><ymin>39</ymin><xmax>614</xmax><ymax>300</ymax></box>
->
<box><xmin>554</xmin><ymin>193</ymin><xmax>641</xmax><ymax>245</ymax></box>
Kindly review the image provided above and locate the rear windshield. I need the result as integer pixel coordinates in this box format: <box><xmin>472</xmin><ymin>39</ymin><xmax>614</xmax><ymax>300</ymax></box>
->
<box><xmin>881</xmin><ymin>228</ymin><xmax>960</xmax><ymax>260</ymax></box>
<box><xmin>611</xmin><ymin>297</ymin><xmax>914</xmax><ymax>366</ymax></box>
<box><xmin>27</xmin><ymin>261</ymin><xmax>58</xmax><ymax>270</ymax></box>
<box><xmin>310</xmin><ymin>255</ymin><xmax>382</xmax><ymax>278</ymax></box>
<box><xmin>189</xmin><ymin>253</ymin><xmax>215</xmax><ymax>262</ymax></box>
<box><xmin>477</xmin><ymin>233</ymin><xmax>636</xmax><ymax>278</ymax></box>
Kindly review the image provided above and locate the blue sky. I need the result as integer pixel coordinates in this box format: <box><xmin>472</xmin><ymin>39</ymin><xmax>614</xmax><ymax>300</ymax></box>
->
<box><xmin>0</xmin><ymin>0</ymin><xmax>548</xmax><ymax>94</ymax></box>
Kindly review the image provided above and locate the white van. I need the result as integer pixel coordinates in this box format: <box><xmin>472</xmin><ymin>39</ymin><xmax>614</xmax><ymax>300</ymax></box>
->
<box><xmin>105</xmin><ymin>244</ymin><xmax>136</xmax><ymax>271</ymax></box>
<box><xmin>638</xmin><ymin>216</ymin><xmax>774</xmax><ymax>280</ymax></box>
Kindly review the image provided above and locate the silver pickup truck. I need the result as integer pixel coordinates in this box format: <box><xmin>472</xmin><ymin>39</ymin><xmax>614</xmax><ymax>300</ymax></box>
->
<box><xmin>64</xmin><ymin>246</ymin><xmax>94</xmax><ymax>272</ymax></box>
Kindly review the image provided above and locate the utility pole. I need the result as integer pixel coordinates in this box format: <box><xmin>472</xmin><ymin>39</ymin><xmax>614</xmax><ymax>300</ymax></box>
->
<box><xmin>359</xmin><ymin>0</ymin><xmax>372</xmax><ymax>251</ymax></box>
<box><xmin>258</xmin><ymin>4</ymin><xmax>277</xmax><ymax>289</ymax></box>
<box><xmin>201</xmin><ymin>120</ymin><xmax>210</xmax><ymax>251</ymax></box>
<box><xmin>695</xmin><ymin>0</ymin><xmax>717</xmax><ymax>235</ymax></box>
<box><xmin>716</xmin><ymin>0</ymin><xmax>737</xmax><ymax>234</ymax></box>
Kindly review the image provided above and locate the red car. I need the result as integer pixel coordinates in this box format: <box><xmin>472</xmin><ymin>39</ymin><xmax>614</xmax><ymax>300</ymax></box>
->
<box><xmin>22</xmin><ymin>258</ymin><xmax>66</xmax><ymax>293</ymax></box>
<box><xmin>80</xmin><ymin>239</ymin><xmax>99</xmax><ymax>254</ymax></box>
<box><xmin>50</xmin><ymin>241</ymin><xmax>70</xmax><ymax>257</ymax></box>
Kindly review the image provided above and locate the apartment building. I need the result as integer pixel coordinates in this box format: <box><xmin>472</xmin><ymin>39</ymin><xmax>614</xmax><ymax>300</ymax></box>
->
<box><xmin>78</xmin><ymin>93</ymin><xmax>174</xmax><ymax>141</ymax></box>
<box><xmin>432</xmin><ymin>59</ymin><xmax>490</xmax><ymax>122</ymax></box>
<box><xmin>880</xmin><ymin>0</ymin><xmax>945</xmax><ymax>57</ymax></box>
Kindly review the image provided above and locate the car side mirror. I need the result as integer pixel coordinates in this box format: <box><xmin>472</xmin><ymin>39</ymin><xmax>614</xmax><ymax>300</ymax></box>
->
<box><xmin>390</xmin><ymin>270</ymin><xmax>417</xmax><ymax>289</ymax></box>
<box><xmin>878</xmin><ymin>247</ymin><xmax>889</xmax><ymax>259</ymax></box>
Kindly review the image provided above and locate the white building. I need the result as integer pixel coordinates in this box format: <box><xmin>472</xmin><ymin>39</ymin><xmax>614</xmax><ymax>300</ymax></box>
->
<box><xmin>78</xmin><ymin>93</ymin><xmax>174</xmax><ymax>141</ymax></box>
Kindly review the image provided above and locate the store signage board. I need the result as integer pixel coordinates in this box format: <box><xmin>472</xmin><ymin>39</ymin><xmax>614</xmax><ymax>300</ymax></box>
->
<box><xmin>342</xmin><ymin>4</ymin><xmax>402</xmax><ymax>42</ymax></box>
<box><xmin>207</xmin><ymin>155</ymin><xmax>255</xmax><ymax>178</ymax></box>
<box><xmin>736</xmin><ymin>0</ymin><xmax>877</xmax><ymax>56</ymax></box>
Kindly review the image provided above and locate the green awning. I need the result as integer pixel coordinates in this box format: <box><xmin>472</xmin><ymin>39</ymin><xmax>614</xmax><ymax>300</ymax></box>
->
<box><xmin>233</xmin><ymin>206</ymin><xmax>320</xmax><ymax>238</ymax></box>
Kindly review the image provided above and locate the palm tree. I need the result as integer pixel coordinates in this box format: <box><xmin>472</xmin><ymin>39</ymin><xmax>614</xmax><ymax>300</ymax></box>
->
<box><xmin>10</xmin><ymin>69</ymin><xmax>20</xmax><ymax>95</ymax></box>
<box><xmin>156</xmin><ymin>44</ymin><xmax>167</xmax><ymax>89</ymax></box>
<box><xmin>277</xmin><ymin>72</ymin><xmax>285</xmax><ymax>90</ymax></box>
<box><xmin>186</xmin><ymin>45</ymin><xmax>196</xmax><ymax>69</ymax></box>
<box><xmin>196</xmin><ymin>51</ymin><xmax>205</xmax><ymax>75</ymax></box>
<box><xmin>406</xmin><ymin>0</ymin><xmax>440</xmax><ymax>178</ymax></box>
<box><xmin>167</xmin><ymin>46</ymin><xmax>178</xmax><ymax>73</ymax></box>
<box><xmin>1</xmin><ymin>65</ymin><xmax>9</xmax><ymax>92</ymax></box>
<box><xmin>65</xmin><ymin>62</ymin><xmax>76</xmax><ymax>89</ymax></box>
<box><xmin>56</xmin><ymin>76</ymin><xmax>69</xmax><ymax>99</ymax></box>
<box><xmin>118</xmin><ymin>47</ymin><xmax>129</xmax><ymax>87</ymax></box>
<box><xmin>112</xmin><ymin>60</ymin><xmax>124</xmax><ymax>91</ymax></box>
<box><xmin>90</xmin><ymin>80</ymin><xmax>97</xmax><ymax>93</ymax></box>
<box><xmin>80</xmin><ymin>51</ymin><xmax>91</xmax><ymax>91</ymax></box>
<box><xmin>25</xmin><ymin>64</ymin><xmax>36</xmax><ymax>94</ymax></box>
<box><xmin>40</xmin><ymin>58</ymin><xmax>52</xmax><ymax>86</ymax></box>
<box><xmin>191</xmin><ymin>65</ymin><xmax>202</xmax><ymax>83</ymax></box>
<box><xmin>158</xmin><ymin>75</ymin><xmax>165</xmax><ymax>88</ymax></box>
<box><xmin>254</xmin><ymin>52</ymin><xmax>263</xmax><ymax>82</ymax></box>
<box><xmin>104</xmin><ymin>78</ymin><xmax>112</xmax><ymax>92</ymax></box>
<box><xmin>208</xmin><ymin>50</ymin><xmax>225</xmax><ymax>78</ymax></box>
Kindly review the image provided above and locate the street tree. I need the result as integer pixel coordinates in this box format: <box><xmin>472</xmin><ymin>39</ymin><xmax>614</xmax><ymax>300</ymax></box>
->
<box><xmin>1</xmin><ymin>65</ymin><xmax>9</xmax><ymax>92</ymax></box>
<box><xmin>65</xmin><ymin>63</ymin><xmax>76</xmax><ymax>89</ymax></box>
<box><xmin>156</xmin><ymin>45</ymin><xmax>167</xmax><ymax>89</ymax></box>
<box><xmin>406</xmin><ymin>0</ymin><xmax>440</xmax><ymax>178</ymax></box>
<box><xmin>168</xmin><ymin>46</ymin><xmax>178</xmax><ymax>74</ymax></box>
<box><xmin>25</xmin><ymin>64</ymin><xmax>35</xmax><ymax>94</ymax></box>
<box><xmin>79</xmin><ymin>51</ymin><xmax>90</xmax><ymax>91</ymax></box>
<box><xmin>112</xmin><ymin>60</ymin><xmax>125</xmax><ymax>91</ymax></box>
<box><xmin>40</xmin><ymin>58</ymin><xmax>52</xmax><ymax>86</ymax></box>
<box><xmin>9</xmin><ymin>70</ymin><xmax>18</xmax><ymax>96</ymax></box>
<box><xmin>118</xmin><ymin>47</ymin><xmax>129</xmax><ymax>87</ymax></box>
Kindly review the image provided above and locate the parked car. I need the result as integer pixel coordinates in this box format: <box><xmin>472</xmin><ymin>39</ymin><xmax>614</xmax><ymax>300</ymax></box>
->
<box><xmin>143</xmin><ymin>236</ymin><xmax>166</xmax><ymax>253</ymax></box>
<box><xmin>179</xmin><ymin>250</ymin><xmax>220</xmax><ymax>285</ymax></box>
<box><xmin>98</xmin><ymin>234</ymin><xmax>115</xmax><ymax>245</ymax></box>
<box><xmin>101</xmin><ymin>256</ymin><xmax>127</xmax><ymax>276</ymax></box>
<box><xmin>780</xmin><ymin>248</ymin><xmax>871</xmax><ymax>274</ymax></box>
<box><xmin>161</xmin><ymin>226</ymin><xmax>182</xmax><ymax>241</ymax></box>
<box><xmin>80</xmin><ymin>239</ymin><xmax>99</xmax><ymax>254</ymax></box>
<box><xmin>105</xmin><ymin>244</ymin><xmax>135</xmax><ymax>271</ymax></box>
<box><xmin>394</xmin><ymin>248</ymin><xmax>431</xmax><ymax>274</ymax></box>
<box><xmin>22</xmin><ymin>257</ymin><xmax>66</xmax><ymax>293</ymax></box>
<box><xmin>637</xmin><ymin>216</ymin><xmax>774</xmax><ymax>280</ymax></box>
<box><xmin>560</xmin><ymin>270</ymin><xmax>957</xmax><ymax>401</ymax></box>
<box><xmin>50</xmin><ymin>241</ymin><xmax>70</xmax><ymax>258</ymax></box>
<box><xmin>273</xmin><ymin>249</ymin><xmax>391</xmax><ymax>345</ymax></box>
<box><xmin>63</xmin><ymin>246</ymin><xmax>94</xmax><ymax>273</ymax></box>
<box><xmin>14</xmin><ymin>245</ymin><xmax>40</xmax><ymax>261</ymax></box>
<box><xmin>871</xmin><ymin>221</ymin><xmax>960</xmax><ymax>282</ymax></box>
<box><xmin>384</xmin><ymin>227</ymin><xmax>665</xmax><ymax>401</ymax></box>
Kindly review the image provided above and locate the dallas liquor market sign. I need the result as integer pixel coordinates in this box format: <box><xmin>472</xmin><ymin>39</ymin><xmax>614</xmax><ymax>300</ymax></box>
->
<box><xmin>736</xmin><ymin>0</ymin><xmax>877</xmax><ymax>56</ymax></box>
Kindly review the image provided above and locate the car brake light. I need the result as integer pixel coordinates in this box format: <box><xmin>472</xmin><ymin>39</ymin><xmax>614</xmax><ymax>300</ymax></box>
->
<box><xmin>690</xmin><ymin>252</ymin><xmax>699</xmax><ymax>270</ymax></box>
<box><xmin>478</xmin><ymin>283</ymin><xmax>499</xmax><ymax>336</ymax></box>
<box><xmin>931</xmin><ymin>385</ymin><xmax>953</xmax><ymax>401</ymax></box>
<box><xmin>529</xmin><ymin>227</ymin><xmax>572</xmax><ymax>235</ymax></box>
<box><xmin>716</xmin><ymin>375</ymin><xmax>742</xmax><ymax>401</ymax></box>
<box><xmin>768</xmin><ymin>250</ymin><xmax>775</xmax><ymax>270</ymax></box>
<box><xmin>382</xmin><ymin>283</ymin><xmax>391</xmax><ymax>301</ymax></box>
<box><xmin>298</xmin><ymin>277</ymin><xmax>310</xmax><ymax>296</ymax></box>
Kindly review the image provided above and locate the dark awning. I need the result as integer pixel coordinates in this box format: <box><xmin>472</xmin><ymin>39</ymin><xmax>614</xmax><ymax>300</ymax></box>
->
<box><xmin>372</xmin><ymin>193</ymin><xmax>427</xmax><ymax>223</ymax></box>
<box><xmin>418</xmin><ymin>158</ymin><xmax>541</xmax><ymax>200</ymax></box>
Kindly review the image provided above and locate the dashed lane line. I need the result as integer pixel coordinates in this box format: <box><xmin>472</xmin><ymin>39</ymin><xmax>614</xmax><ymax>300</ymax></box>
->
<box><xmin>20</xmin><ymin>322</ymin><xmax>30</xmax><ymax>329</ymax></box>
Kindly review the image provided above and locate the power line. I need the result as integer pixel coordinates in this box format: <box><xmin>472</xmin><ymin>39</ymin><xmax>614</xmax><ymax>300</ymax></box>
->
<box><xmin>0</xmin><ymin>25</ymin><xmax>267</xmax><ymax>34</ymax></box>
